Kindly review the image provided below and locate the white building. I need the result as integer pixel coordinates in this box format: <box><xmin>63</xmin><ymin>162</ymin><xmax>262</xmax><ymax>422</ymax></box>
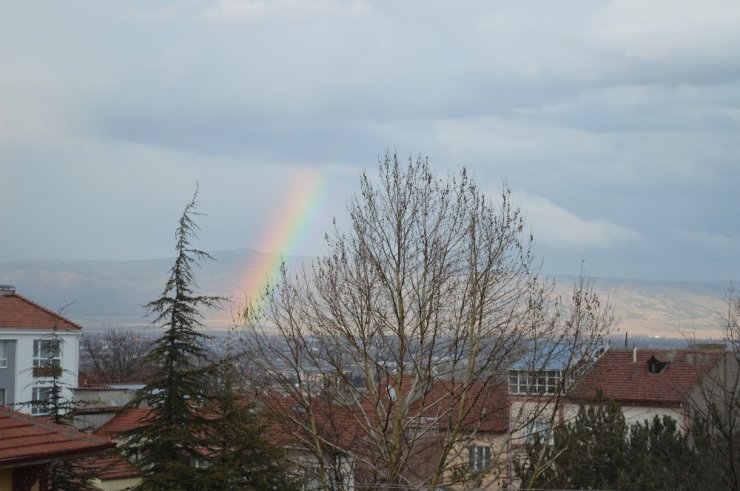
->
<box><xmin>0</xmin><ymin>285</ymin><xmax>81</xmax><ymax>414</ymax></box>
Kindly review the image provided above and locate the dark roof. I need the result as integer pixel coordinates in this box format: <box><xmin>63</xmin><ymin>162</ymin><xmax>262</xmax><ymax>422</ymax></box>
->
<box><xmin>569</xmin><ymin>348</ymin><xmax>726</xmax><ymax>405</ymax></box>
<box><xmin>0</xmin><ymin>406</ymin><xmax>113</xmax><ymax>467</ymax></box>
<box><xmin>0</xmin><ymin>293</ymin><xmax>81</xmax><ymax>331</ymax></box>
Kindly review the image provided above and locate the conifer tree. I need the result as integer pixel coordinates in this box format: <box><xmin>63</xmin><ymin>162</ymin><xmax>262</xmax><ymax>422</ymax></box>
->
<box><xmin>204</xmin><ymin>357</ymin><xmax>301</xmax><ymax>490</ymax></box>
<box><xmin>118</xmin><ymin>188</ymin><xmax>224</xmax><ymax>490</ymax></box>
<box><xmin>516</xmin><ymin>400</ymin><xmax>629</xmax><ymax>490</ymax></box>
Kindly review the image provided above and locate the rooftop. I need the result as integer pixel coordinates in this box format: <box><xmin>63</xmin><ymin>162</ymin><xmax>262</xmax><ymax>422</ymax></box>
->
<box><xmin>569</xmin><ymin>348</ymin><xmax>726</xmax><ymax>405</ymax></box>
<box><xmin>0</xmin><ymin>406</ymin><xmax>113</xmax><ymax>467</ymax></box>
<box><xmin>0</xmin><ymin>291</ymin><xmax>81</xmax><ymax>331</ymax></box>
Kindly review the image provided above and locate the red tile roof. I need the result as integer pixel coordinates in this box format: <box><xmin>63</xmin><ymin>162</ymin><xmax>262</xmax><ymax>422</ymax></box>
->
<box><xmin>0</xmin><ymin>293</ymin><xmax>81</xmax><ymax>331</ymax></box>
<box><xmin>95</xmin><ymin>408</ymin><xmax>151</xmax><ymax>439</ymax></box>
<box><xmin>411</xmin><ymin>380</ymin><xmax>509</xmax><ymax>433</ymax></box>
<box><xmin>569</xmin><ymin>348</ymin><xmax>726</xmax><ymax>405</ymax></box>
<box><xmin>0</xmin><ymin>406</ymin><xmax>113</xmax><ymax>466</ymax></box>
<box><xmin>77</xmin><ymin>451</ymin><xmax>140</xmax><ymax>481</ymax></box>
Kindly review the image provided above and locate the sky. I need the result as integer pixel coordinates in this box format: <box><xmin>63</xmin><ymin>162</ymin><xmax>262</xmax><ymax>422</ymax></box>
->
<box><xmin>1</xmin><ymin>0</ymin><xmax>739</xmax><ymax>282</ymax></box>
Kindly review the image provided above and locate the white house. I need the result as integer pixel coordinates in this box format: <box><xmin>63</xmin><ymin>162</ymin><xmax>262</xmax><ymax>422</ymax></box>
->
<box><xmin>0</xmin><ymin>285</ymin><xmax>81</xmax><ymax>414</ymax></box>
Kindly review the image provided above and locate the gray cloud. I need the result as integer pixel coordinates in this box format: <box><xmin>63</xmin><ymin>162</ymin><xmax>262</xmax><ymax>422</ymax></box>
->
<box><xmin>1</xmin><ymin>0</ymin><xmax>739</xmax><ymax>281</ymax></box>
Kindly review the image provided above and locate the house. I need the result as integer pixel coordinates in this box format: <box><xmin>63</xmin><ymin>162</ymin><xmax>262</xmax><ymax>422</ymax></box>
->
<box><xmin>568</xmin><ymin>347</ymin><xmax>728</xmax><ymax>430</ymax></box>
<box><xmin>0</xmin><ymin>405</ymin><xmax>114</xmax><ymax>490</ymax></box>
<box><xmin>409</xmin><ymin>380</ymin><xmax>510</xmax><ymax>490</ymax></box>
<box><xmin>507</xmin><ymin>343</ymin><xmax>607</xmax><ymax>445</ymax></box>
<box><xmin>0</xmin><ymin>285</ymin><xmax>81</xmax><ymax>415</ymax></box>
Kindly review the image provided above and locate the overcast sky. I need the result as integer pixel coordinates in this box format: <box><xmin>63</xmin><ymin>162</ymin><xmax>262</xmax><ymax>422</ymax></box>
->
<box><xmin>1</xmin><ymin>0</ymin><xmax>739</xmax><ymax>282</ymax></box>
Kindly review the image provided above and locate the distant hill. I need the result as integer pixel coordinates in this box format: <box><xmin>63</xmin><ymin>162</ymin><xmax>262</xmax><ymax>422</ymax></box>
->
<box><xmin>0</xmin><ymin>250</ymin><xmax>732</xmax><ymax>338</ymax></box>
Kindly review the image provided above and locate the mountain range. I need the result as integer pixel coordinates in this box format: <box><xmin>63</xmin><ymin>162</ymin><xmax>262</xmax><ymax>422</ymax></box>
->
<box><xmin>0</xmin><ymin>249</ymin><xmax>732</xmax><ymax>339</ymax></box>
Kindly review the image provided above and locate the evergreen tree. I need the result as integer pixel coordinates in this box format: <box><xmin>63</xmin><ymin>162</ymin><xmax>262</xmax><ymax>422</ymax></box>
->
<box><xmin>203</xmin><ymin>357</ymin><xmax>301</xmax><ymax>491</ymax></box>
<box><xmin>626</xmin><ymin>415</ymin><xmax>708</xmax><ymax>491</ymax></box>
<box><xmin>118</xmin><ymin>188</ymin><xmax>224</xmax><ymax>490</ymax></box>
<box><xmin>28</xmin><ymin>323</ymin><xmax>99</xmax><ymax>490</ymax></box>
<box><xmin>516</xmin><ymin>400</ymin><xmax>629</xmax><ymax>490</ymax></box>
<box><xmin>516</xmin><ymin>402</ymin><xmax>709</xmax><ymax>491</ymax></box>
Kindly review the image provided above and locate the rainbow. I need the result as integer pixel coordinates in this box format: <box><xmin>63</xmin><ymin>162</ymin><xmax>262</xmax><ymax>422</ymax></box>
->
<box><xmin>238</xmin><ymin>167</ymin><xmax>330</xmax><ymax>309</ymax></box>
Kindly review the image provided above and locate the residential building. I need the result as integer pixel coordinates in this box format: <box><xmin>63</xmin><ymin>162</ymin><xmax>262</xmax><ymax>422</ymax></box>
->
<box><xmin>0</xmin><ymin>285</ymin><xmax>81</xmax><ymax>414</ymax></box>
<box><xmin>568</xmin><ymin>347</ymin><xmax>728</xmax><ymax>430</ymax></box>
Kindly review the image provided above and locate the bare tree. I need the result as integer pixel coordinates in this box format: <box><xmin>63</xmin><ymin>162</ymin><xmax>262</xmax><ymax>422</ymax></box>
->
<box><xmin>240</xmin><ymin>154</ymin><xmax>611</xmax><ymax>489</ymax></box>
<box><xmin>684</xmin><ymin>286</ymin><xmax>740</xmax><ymax>490</ymax></box>
<box><xmin>81</xmin><ymin>327</ymin><xmax>154</xmax><ymax>383</ymax></box>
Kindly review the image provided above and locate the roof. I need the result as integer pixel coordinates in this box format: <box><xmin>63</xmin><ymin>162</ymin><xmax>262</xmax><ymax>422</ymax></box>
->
<box><xmin>569</xmin><ymin>348</ymin><xmax>726</xmax><ymax>405</ymax></box>
<box><xmin>95</xmin><ymin>408</ymin><xmax>151</xmax><ymax>439</ymax></box>
<box><xmin>410</xmin><ymin>380</ymin><xmax>509</xmax><ymax>434</ymax></box>
<box><xmin>510</xmin><ymin>342</ymin><xmax>607</xmax><ymax>371</ymax></box>
<box><xmin>0</xmin><ymin>406</ymin><xmax>113</xmax><ymax>467</ymax></box>
<box><xmin>0</xmin><ymin>292</ymin><xmax>82</xmax><ymax>331</ymax></box>
<box><xmin>76</xmin><ymin>451</ymin><xmax>141</xmax><ymax>481</ymax></box>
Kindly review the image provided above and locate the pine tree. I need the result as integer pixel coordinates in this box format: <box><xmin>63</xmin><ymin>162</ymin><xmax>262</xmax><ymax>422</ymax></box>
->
<box><xmin>203</xmin><ymin>357</ymin><xmax>301</xmax><ymax>490</ymax></box>
<box><xmin>626</xmin><ymin>415</ymin><xmax>708</xmax><ymax>491</ymax></box>
<box><xmin>27</xmin><ymin>322</ymin><xmax>99</xmax><ymax>490</ymax></box>
<box><xmin>118</xmin><ymin>188</ymin><xmax>224</xmax><ymax>490</ymax></box>
<box><xmin>516</xmin><ymin>400</ymin><xmax>629</xmax><ymax>490</ymax></box>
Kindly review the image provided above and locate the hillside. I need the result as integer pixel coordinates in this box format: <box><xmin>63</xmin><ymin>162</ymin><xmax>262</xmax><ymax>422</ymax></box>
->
<box><xmin>0</xmin><ymin>250</ymin><xmax>732</xmax><ymax>338</ymax></box>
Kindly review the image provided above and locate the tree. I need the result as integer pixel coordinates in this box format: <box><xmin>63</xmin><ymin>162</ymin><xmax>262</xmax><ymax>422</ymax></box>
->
<box><xmin>80</xmin><ymin>327</ymin><xmax>154</xmax><ymax>383</ymax></box>
<box><xmin>516</xmin><ymin>399</ymin><xmax>629</xmax><ymax>490</ymax></box>
<box><xmin>682</xmin><ymin>286</ymin><xmax>740</xmax><ymax>490</ymax></box>
<box><xmin>516</xmin><ymin>403</ymin><xmax>706</xmax><ymax>491</ymax></box>
<box><xmin>118</xmin><ymin>188</ymin><xmax>225</xmax><ymax>490</ymax></box>
<box><xmin>23</xmin><ymin>314</ymin><xmax>101</xmax><ymax>490</ymax></box>
<box><xmin>241</xmin><ymin>154</ymin><xmax>611</xmax><ymax>489</ymax></box>
<box><xmin>204</xmin><ymin>357</ymin><xmax>302</xmax><ymax>490</ymax></box>
<box><xmin>627</xmin><ymin>415</ymin><xmax>708</xmax><ymax>491</ymax></box>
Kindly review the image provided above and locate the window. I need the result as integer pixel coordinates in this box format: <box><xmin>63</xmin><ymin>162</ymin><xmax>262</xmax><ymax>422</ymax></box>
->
<box><xmin>0</xmin><ymin>388</ymin><xmax>5</xmax><ymax>405</ymax></box>
<box><xmin>0</xmin><ymin>341</ymin><xmax>7</xmax><ymax>368</ymax></box>
<box><xmin>508</xmin><ymin>370</ymin><xmax>561</xmax><ymax>395</ymax></box>
<box><xmin>31</xmin><ymin>386</ymin><xmax>54</xmax><ymax>415</ymax></box>
<box><xmin>526</xmin><ymin>419</ymin><xmax>552</xmax><ymax>444</ymax></box>
<box><xmin>33</xmin><ymin>339</ymin><xmax>60</xmax><ymax>368</ymax></box>
<box><xmin>468</xmin><ymin>445</ymin><xmax>491</xmax><ymax>472</ymax></box>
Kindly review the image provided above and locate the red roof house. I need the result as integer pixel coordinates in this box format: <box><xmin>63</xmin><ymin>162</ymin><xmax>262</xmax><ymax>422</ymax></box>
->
<box><xmin>0</xmin><ymin>286</ymin><xmax>83</xmax><ymax>414</ymax></box>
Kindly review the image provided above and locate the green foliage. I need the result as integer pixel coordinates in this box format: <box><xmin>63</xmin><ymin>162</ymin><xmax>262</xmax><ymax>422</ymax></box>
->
<box><xmin>118</xmin><ymin>189</ymin><xmax>225</xmax><ymax>490</ymax></box>
<box><xmin>626</xmin><ymin>415</ymin><xmax>709</xmax><ymax>490</ymax></box>
<box><xmin>203</xmin><ymin>359</ymin><xmax>301</xmax><ymax>490</ymax></box>
<box><xmin>516</xmin><ymin>400</ymin><xmax>628</xmax><ymax>490</ymax></box>
<box><xmin>118</xmin><ymin>189</ymin><xmax>297</xmax><ymax>490</ymax></box>
<box><xmin>516</xmin><ymin>401</ymin><xmax>712</xmax><ymax>491</ymax></box>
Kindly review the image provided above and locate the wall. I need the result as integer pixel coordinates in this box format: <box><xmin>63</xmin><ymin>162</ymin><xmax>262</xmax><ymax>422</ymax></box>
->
<box><xmin>0</xmin><ymin>329</ymin><xmax>80</xmax><ymax>414</ymax></box>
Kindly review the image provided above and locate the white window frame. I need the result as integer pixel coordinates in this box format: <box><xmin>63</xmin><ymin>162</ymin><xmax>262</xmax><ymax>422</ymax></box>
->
<box><xmin>468</xmin><ymin>445</ymin><xmax>491</xmax><ymax>473</ymax></box>
<box><xmin>508</xmin><ymin>370</ymin><xmax>562</xmax><ymax>395</ymax></box>
<box><xmin>33</xmin><ymin>339</ymin><xmax>61</xmax><ymax>368</ymax></box>
<box><xmin>0</xmin><ymin>341</ymin><xmax>7</xmax><ymax>368</ymax></box>
<box><xmin>31</xmin><ymin>386</ymin><xmax>54</xmax><ymax>415</ymax></box>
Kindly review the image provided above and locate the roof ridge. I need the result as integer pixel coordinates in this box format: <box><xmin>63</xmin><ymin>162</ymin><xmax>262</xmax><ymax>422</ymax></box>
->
<box><xmin>7</xmin><ymin>293</ymin><xmax>82</xmax><ymax>330</ymax></box>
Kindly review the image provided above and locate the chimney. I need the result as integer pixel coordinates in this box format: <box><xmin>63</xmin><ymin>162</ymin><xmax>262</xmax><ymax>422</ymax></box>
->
<box><xmin>0</xmin><ymin>285</ymin><xmax>15</xmax><ymax>296</ymax></box>
<box><xmin>633</xmin><ymin>347</ymin><xmax>638</xmax><ymax>363</ymax></box>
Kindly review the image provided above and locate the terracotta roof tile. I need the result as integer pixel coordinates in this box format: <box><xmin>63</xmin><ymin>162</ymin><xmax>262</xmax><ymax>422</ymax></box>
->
<box><xmin>0</xmin><ymin>406</ymin><xmax>113</xmax><ymax>466</ymax></box>
<box><xmin>411</xmin><ymin>380</ymin><xmax>509</xmax><ymax>433</ymax></box>
<box><xmin>77</xmin><ymin>451</ymin><xmax>141</xmax><ymax>480</ymax></box>
<box><xmin>0</xmin><ymin>293</ymin><xmax>81</xmax><ymax>330</ymax></box>
<box><xmin>95</xmin><ymin>408</ymin><xmax>151</xmax><ymax>439</ymax></box>
<box><xmin>569</xmin><ymin>348</ymin><xmax>726</xmax><ymax>405</ymax></box>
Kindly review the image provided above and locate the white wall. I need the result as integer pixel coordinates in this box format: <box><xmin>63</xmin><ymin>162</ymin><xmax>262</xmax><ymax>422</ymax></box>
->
<box><xmin>0</xmin><ymin>329</ymin><xmax>80</xmax><ymax>412</ymax></box>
